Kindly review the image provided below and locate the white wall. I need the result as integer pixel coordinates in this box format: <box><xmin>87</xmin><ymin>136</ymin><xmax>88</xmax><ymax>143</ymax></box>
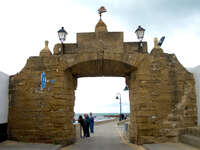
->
<box><xmin>0</xmin><ymin>71</ymin><xmax>9</xmax><ymax>124</ymax></box>
<box><xmin>188</xmin><ymin>66</ymin><xmax>200</xmax><ymax>126</ymax></box>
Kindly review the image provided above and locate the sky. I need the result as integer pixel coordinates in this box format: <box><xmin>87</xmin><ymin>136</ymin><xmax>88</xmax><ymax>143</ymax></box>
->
<box><xmin>0</xmin><ymin>0</ymin><xmax>199</xmax><ymax>113</ymax></box>
<box><xmin>75</xmin><ymin>77</ymin><xmax>129</xmax><ymax>113</ymax></box>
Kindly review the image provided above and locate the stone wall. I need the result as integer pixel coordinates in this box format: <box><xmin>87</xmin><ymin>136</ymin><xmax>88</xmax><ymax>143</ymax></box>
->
<box><xmin>128</xmin><ymin>48</ymin><xmax>197</xmax><ymax>144</ymax></box>
<box><xmin>8</xmin><ymin>31</ymin><xmax>197</xmax><ymax>145</ymax></box>
<box><xmin>8</xmin><ymin>57</ymin><xmax>76</xmax><ymax>144</ymax></box>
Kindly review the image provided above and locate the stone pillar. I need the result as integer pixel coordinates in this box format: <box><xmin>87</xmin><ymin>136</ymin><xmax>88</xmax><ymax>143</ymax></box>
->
<box><xmin>127</xmin><ymin>72</ymin><xmax>138</xmax><ymax>143</ymax></box>
<box><xmin>128</xmin><ymin>49</ymin><xmax>197</xmax><ymax>144</ymax></box>
<box><xmin>8</xmin><ymin>57</ymin><xmax>77</xmax><ymax>145</ymax></box>
<box><xmin>128</xmin><ymin>67</ymin><xmax>156</xmax><ymax>144</ymax></box>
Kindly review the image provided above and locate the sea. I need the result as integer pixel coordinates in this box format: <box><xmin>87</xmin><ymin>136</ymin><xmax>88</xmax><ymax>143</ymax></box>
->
<box><xmin>74</xmin><ymin>113</ymin><xmax>120</xmax><ymax>122</ymax></box>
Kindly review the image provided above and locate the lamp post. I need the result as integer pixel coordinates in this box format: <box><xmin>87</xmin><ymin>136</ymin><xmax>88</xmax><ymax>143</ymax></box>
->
<box><xmin>116</xmin><ymin>93</ymin><xmax>122</xmax><ymax>121</ymax></box>
<box><xmin>135</xmin><ymin>25</ymin><xmax>145</xmax><ymax>51</ymax></box>
<box><xmin>116</xmin><ymin>85</ymin><xmax>129</xmax><ymax>121</ymax></box>
<box><xmin>124</xmin><ymin>85</ymin><xmax>129</xmax><ymax>91</ymax></box>
<box><xmin>58</xmin><ymin>27</ymin><xmax>68</xmax><ymax>55</ymax></box>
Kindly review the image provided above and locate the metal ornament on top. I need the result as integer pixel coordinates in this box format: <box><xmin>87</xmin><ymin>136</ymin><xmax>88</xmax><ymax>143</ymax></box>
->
<box><xmin>98</xmin><ymin>6</ymin><xmax>107</xmax><ymax>19</ymax></box>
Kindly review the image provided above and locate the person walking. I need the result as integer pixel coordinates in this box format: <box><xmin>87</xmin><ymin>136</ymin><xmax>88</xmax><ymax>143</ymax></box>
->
<box><xmin>89</xmin><ymin>112</ymin><xmax>94</xmax><ymax>133</ymax></box>
<box><xmin>78</xmin><ymin>115</ymin><xmax>87</xmax><ymax>138</ymax></box>
<box><xmin>84</xmin><ymin>114</ymin><xmax>90</xmax><ymax>137</ymax></box>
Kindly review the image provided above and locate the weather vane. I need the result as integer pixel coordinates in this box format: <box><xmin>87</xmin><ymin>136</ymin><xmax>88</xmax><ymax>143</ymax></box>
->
<box><xmin>98</xmin><ymin>6</ymin><xmax>107</xmax><ymax>19</ymax></box>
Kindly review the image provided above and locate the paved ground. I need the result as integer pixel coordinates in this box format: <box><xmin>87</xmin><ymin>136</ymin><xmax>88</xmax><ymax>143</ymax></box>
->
<box><xmin>1</xmin><ymin>122</ymin><xmax>199</xmax><ymax>150</ymax></box>
<box><xmin>143</xmin><ymin>143</ymin><xmax>200</xmax><ymax>150</ymax></box>
<box><xmin>0</xmin><ymin>140</ymin><xmax>61</xmax><ymax>150</ymax></box>
<box><xmin>61</xmin><ymin>121</ymin><xmax>136</xmax><ymax>150</ymax></box>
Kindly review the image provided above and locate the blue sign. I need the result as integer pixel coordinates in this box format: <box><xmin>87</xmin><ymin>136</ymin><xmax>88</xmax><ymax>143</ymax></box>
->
<box><xmin>50</xmin><ymin>79</ymin><xmax>56</xmax><ymax>84</ymax></box>
<box><xmin>41</xmin><ymin>72</ymin><xmax>46</xmax><ymax>89</ymax></box>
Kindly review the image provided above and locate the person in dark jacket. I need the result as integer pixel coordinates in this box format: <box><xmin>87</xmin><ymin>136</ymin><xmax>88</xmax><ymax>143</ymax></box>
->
<box><xmin>84</xmin><ymin>114</ymin><xmax>90</xmax><ymax>137</ymax></box>
<box><xmin>78</xmin><ymin>115</ymin><xmax>87</xmax><ymax>138</ymax></box>
<box><xmin>89</xmin><ymin>112</ymin><xmax>94</xmax><ymax>133</ymax></box>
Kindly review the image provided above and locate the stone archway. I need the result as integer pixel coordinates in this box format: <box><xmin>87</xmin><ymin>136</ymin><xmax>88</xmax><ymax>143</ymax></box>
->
<box><xmin>8</xmin><ymin>20</ymin><xmax>197</xmax><ymax>145</ymax></box>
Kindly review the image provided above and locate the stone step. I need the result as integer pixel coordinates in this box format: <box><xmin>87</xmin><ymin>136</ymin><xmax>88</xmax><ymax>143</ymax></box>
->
<box><xmin>180</xmin><ymin>134</ymin><xmax>200</xmax><ymax>148</ymax></box>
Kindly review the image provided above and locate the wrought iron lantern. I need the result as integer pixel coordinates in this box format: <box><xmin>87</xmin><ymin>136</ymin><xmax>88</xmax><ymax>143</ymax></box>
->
<box><xmin>58</xmin><ymin>27</ymin><xmax>67</xmax><ymax>43</ymax></box>
<box><xmin>135</xmin><ymin>25</ymin><xmax>145</xmax><ymax>41</ymax></box>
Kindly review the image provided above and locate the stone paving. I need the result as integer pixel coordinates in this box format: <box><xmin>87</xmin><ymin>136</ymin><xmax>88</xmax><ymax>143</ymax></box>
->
<box><xmin>1</xmin><ymin>122</ymin><xmax>199</xmax><ymax>150</ymax></box>
<box><xmin>143</xmin><ymin>143</ymin><xmax>200</xmax><ymax>150</ymax></box>
<box><xmin>0</xmin><ymin>140</ymin><xmax>61</xmax><ymax>150</ymax></box>
<box><xmin>60</xmin><ymin>121</ymin><xmax>136</xmax><ymax>150</ymax></box>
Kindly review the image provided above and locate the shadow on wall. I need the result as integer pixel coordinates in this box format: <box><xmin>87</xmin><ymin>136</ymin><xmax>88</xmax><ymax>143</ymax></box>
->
<box><xmin>0</xmin><ymin>71</ymin><xmax>9</xmax><ymax>142</ymax></box>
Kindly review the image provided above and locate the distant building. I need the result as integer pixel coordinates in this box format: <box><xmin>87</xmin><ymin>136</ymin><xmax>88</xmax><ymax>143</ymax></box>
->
<box><xmin>0</xmin><ymin>71</ymin><xmax>9</xmax><ymax>142</ymax></box>
<box><xmin>188</xmin><ymin>66</ymin><xmax>200</xmax><ymax>126</ymax></box>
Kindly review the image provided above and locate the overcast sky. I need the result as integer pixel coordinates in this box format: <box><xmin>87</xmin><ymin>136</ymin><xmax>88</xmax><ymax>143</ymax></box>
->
<box><xmin>0</xmin><ymin>0</ymin><xmax>199</xmax><ymax>113</ymax></box>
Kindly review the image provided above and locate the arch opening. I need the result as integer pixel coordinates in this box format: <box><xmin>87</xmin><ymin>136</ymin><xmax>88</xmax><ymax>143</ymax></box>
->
<box><xmin>63</xmin><ymin>59</ymin><xmax>134</xmax><ymax>142</ymax></box>
<box><xmin>74</xmin><ymin>77</ymin><xmax>130</xmax><ymax>114</ymax></box>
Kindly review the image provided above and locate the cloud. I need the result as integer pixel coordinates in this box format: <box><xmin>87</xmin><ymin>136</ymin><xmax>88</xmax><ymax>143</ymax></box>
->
<box><xmin>72</xmin><ymin>0</ymin><xmax>200</xmax><ymax>32</ymax></box>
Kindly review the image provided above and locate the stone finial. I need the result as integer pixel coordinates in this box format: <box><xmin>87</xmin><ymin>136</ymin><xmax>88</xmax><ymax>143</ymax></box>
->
<box><xmin>95</xmin><ymin>19</ymin><xmax>108</xmax><ymax>32</ymax></box>
<box><xmin>40</xmin><ymin>40</ymin><xmax>52</xmax><ymax>56</ymax></box>
<box><xmin>154</xmin><ymin>37</ymin><xmax>159</xmax><ymax>49</ymax></box>
<box><xmin>95</xmin><ymin>6</ymin><xmax>107</xmax><ymax>32</ymax></box>
<box><xmin>45</xmin><ymin>41</ymin><xmax>48</xmax><ymax>48</ymax></box>
<box><xmin>151</xmin><ymin>37</ymin><xmax>163</xmax><ymax>54</ymax></box>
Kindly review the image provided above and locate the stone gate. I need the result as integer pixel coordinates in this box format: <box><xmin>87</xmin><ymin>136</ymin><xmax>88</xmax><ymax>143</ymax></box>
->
<box><xmin>8</xmin><ymin>18</ymin><xmax>197</xmax><ymax>145</ymax></box>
